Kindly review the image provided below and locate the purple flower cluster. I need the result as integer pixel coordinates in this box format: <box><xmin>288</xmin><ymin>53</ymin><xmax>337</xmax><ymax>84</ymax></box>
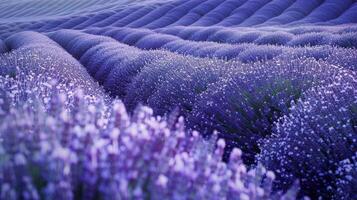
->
<box><xmin>335</xmin><ymin>153</ymin><xmax>357</xmax><ymax>200</ymax></box>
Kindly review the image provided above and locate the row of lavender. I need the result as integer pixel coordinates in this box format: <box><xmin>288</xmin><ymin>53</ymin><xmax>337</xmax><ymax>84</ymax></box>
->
<box><xmin>1</xmin><ymin>0</ymin><xmax>357</xmax><ymax>38</ymax></box>
<box><xmin>1</xmin><ymin>30</ymin><xmax>356</xmax><ymax>198</ymax></box>
<box><xmin>2</xmin><ymin>28</ymin><xmax>356</xmax><ymax>63</ymax></box>
<box><xmin>1</xmin><ymin>24</ymin><xmax>357</xmax><ymax>52</ymax></box>
<box><xmin>0</xmin><ymin>25</ymin><xmax>357</xmax><ymax>57</ymax></box>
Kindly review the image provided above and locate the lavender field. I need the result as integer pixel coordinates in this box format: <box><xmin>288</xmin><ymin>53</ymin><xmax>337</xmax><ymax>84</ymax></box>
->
<box><xmin>0</xmin><ymin>0</ymin><xmax>356</xmax><ymax>199</ymax></box>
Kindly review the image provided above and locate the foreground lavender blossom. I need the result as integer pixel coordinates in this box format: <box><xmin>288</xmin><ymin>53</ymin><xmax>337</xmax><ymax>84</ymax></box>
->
<box><xmin>0</xmin><ymin>75</ymin><xmax>299</xmax><ymax>200</ymax></box>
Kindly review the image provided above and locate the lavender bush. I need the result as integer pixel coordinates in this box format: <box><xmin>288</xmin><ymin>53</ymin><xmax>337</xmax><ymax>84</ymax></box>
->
<box><xmin>188</xmin><ymin>56</ymin><xmax>346</xmax><ymax>163</ymax></box>
<box><xmin>254</xmin><ymin>32</ymin><xmax>294</xmax><ymax>45</ymax></box>
<box><xmin>146</xmin><ymin>56</ymin><xmax>230</xmax><ymax>117</ymax></box>
<box><xmin>258</xmin><ymin>71</ymin><xmax>357</xmax><ymax>199</ymax></box>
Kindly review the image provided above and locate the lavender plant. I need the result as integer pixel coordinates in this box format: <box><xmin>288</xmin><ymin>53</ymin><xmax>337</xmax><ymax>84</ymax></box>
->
<box><xmin>254</xmin><ymin>32</ymin><xmax>294</xmax><ymax>46</ymax></box>
<box><xmin>124</xmin><ymin>54</ymin><xmax>182</xmax><ymax>111</ymax></box>
<box><xmin>287</xmin><ymin>32</ymin><xmax>333</xmax><ymax>47</ymax></box>
<box><xmin>237</xmin><ymin>45</ymin><xmax>282</xmax><ymax>63</ymax></box>
<box><xmin>332</xmin><ymin>32</ymin><xmax>357</xmax><ymax>49</ymax></box>
<box><xmin>104</xmin><ymin>50</ymin><xmax>172</xmax><ymax>98</ymax></box>
<box><xmin>147</xmin><ymin>56</ymin><xmax>231</xmax><ymax>117</ymax></box>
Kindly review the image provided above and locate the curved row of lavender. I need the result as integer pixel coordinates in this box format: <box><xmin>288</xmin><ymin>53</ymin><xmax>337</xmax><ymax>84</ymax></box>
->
<box><xmin>0</xmin><ymin>0</ymin><xmax>356</xmax><ymax>199</ymax></box>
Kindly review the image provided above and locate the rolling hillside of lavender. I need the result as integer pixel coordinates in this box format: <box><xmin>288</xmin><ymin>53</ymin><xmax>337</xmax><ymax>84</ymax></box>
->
<box><xmin>0</xmin><ymin>0</ymin><xmax>356</xmax><ymax>199</ymax></box>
